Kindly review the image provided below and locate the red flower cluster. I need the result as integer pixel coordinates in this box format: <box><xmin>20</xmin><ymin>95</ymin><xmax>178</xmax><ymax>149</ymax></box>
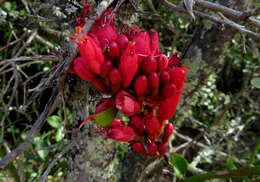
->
<box><xmin>70</xmin><ymin>9</ymin><xmax>187</xmax><ymax>157</ymax></box>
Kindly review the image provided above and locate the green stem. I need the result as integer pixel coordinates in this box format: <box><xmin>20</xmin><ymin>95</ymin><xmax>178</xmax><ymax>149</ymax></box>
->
<box><xmin>183</xmin><ymin>166</ymin><xmax>260</xmax><ymax>182</ymax></box>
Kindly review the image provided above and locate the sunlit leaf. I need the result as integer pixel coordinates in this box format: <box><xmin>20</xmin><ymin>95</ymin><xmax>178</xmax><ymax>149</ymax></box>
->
<box><xmin>251</xmin><ymin>77</ymin><xmax>260</xmax><ymax>89</ymax></box>
<box><xmin>55</xmin><ymin>127</ymin><xmax>65</xmax><ymax>142</ymax></box>
<box><xmin>47</xmin><ymin>115</ymin><xmax>62</xmax><ymax>128</ymax></box>
<box><xmin>170</xmin><ymin>153</ymin><xmax>188</xmax><ymax>178</ymax></box>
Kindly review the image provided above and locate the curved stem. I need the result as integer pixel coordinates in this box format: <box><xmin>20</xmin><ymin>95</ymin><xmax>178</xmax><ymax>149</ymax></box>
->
<box><xmin>183</xmin><ymin>166</ymin><xmax>260</xmax><ymax>182</ymax></box>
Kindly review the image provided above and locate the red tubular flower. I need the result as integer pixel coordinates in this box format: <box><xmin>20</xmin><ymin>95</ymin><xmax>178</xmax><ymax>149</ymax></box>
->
<box><xmin>134</xmin><ymin>75</ymin><xmax>148</xmax><ymax>96</ymax></box>
<box><xmin>77</xmin><ymin>35</ymin><xmax>104</xmax><ymax>74</ymax></box>
<box><xmin>162</xmin><ymin>123</ymin><xmax>174</xmax><ymax>143</ymax></box>
<box><xmin>158</xmin><ymin>143</ymin><xmax>167</xmax><ymax>155</ymax></box>
<box><xmin>132</xmin><ymin>31</ymin><xmax>151</xmax><ymax>55</ymax></box>
<box><xmin>116</xmin><ymin>34</ymin><xmax>129</xmax><ymax>51</ymax></box>
<box><xmin>169</xmin><ymin>66</ymin><xmax>187</xmax><ymax>90</ymax></box>
<box><xmin>72</xmin><ymin>57</ymin><xmax>107</xmax><ymax>93</ymax></box>
<box><xmin>132</xmin><ymin>142</ymin><xmax>146</xmax><ymax>155</ymax></box>
<box><xmin>145</xmin><ymin>116</ymin><xmax>161</xmax><ymax>142</ymax></box>
<box><xmin>149</xmin><ymin>29</ymin><xmax>160</xmax><ymax>55</ymax></box>
<box><xmin>141</xmin><ymin>56</ymin><xmax>158</xmax><ymax>74</ymax></box>
<box><xmin>129</xmin><ymin>115</ymin><xmax>145</xmax><ymax>135</ymax></box>
<box><xmin>147</xmin><ymin>143</ymin><xmax>158</xmax><ymax>156</ymax></box>
<box><xmin>157</xmin><ymin>54</ymin><xmax>169</xmax><ymax>71</ymax></box>
<box><xmin>157</xmin><ymin>92</ymin><xmax>182</xmax><ymax>121</ymax></box>
<box><xmin>107</xmin><ymin>126</ymin><xmax>136</xmax><ymax>142</ymax></box>
<box><xmin>107</xmin><ymin>41</ymin><xmax>121</xmax><ymax>60</ymax></box>
<box><xmin>161</xmin><ymin>83</ymin><xmax>177</xmax><ymax>98</ymax></box>
<box><xmin>115</xmin><ymin>91</ymin><xmax>141</xmax><ymax>116</ymax></box>
<box><xmin>101</xmin><ymin>60</ymin><xmax>113</xmax><ymax>78</ymax></box>
<box><xmin>119</xmin><ymin>42</ymin><xmax>139</xmax><ymax>88</ymax></box>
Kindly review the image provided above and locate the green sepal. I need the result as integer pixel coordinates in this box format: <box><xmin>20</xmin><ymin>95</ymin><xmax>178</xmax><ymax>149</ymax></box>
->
<box><xmin>93</xmin><ymin>107</ymin><xmax>117</xmax><ymax>126</ymax></box>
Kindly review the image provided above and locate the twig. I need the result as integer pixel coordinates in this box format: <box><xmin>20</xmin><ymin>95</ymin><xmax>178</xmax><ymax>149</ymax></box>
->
<box><xmin>183</xmin><ymin>166</ymin><xmax>260</xmax><ymax>182</ymax></box>
<box><xmin>194</xmin><ymin>0</ymin><xmax>260</xmax><ymax>28</ymax></box>
<box><xmin>0</xmin><ymin>55</ymin><xmax>61</xmax><ymax>66</ymax></box>
<box><xmin>174</xmin><ymin>131</ymin><xmax>247</xmax><ymax>165</ymax></box>
<box><xmin>0</xmin><ymin>32</ymin><xmax>28</xmax><ymax>52</ymax></box>
<box><xmin>161</xmin><ymin>0</ymin><xmax>260</xmax><ymax>39</ymax></box>
<box><xmin>14</xmin><ymin>29</ymin><xmax>37</xmax><ymax>57</ymax></box>
<box><xmin>0</xmin><ymin>87</ymin><xmax>59</xmax><ymax>169</ymax></box>
<box><xmin>39</xmin><ymin>140</ymin><xmax>76</xmax><ymax>182</ymax></box>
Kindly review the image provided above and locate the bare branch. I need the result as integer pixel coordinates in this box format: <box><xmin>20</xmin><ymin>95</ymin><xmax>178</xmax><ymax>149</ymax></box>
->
<box><xmin>161</xmin><ymin>0</ymin><xmax>260</xmax><ymax>39</ymax></box>
<box><xmin>194</xmin><ymin>0</ymin><xmax>260</xmax><ymax>28</ymax></box>
<box><xmin>0</xmin><ymin>87</ymin><xmax>59</xmax><ymax>169</ymax></box>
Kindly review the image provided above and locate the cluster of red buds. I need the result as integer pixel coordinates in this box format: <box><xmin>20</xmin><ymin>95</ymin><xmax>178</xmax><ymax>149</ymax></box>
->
<box><xmin>70</xmin><ymin>9</ymin><xmax>187</xmax><ymax>157</ymax></box>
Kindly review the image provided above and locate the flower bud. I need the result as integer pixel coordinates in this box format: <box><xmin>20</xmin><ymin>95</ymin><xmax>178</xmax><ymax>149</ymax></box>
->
<box><xmin>160</xmin><ymin>71</ymin><xmax>170</xmax><ymax>83</ymax></box>
<box><xmin>148</xmin><ymin>72</ymin><xmax>160</xmax><ymax>89</ymax></box>
<box><xmin>119</xmin><ymin>42</ymin><xmax>139</xmax><ymax>88</ymax></box>
<box><xmin>132</xmin><ymin>142</ymin><xmax>146</xmax><ymax>155</ymax></box>
<box><xmin>101</xmin><ymin>60</ymin><xmax>113</xmax><ymax>78</ymax></box>
<box><xmin>157</xmin><ymin>54</ymin><xmax>169</xmax><ymax>71</ymax></box>
<box><xmin>158</xmin><ymin>143</ymin><xmax>167</xmax><ymax>155</ymax></box>
<box><xmin>129</xmin><ymin>115</ymin><xmax>145</xmax><ymax>135</ymax></box>
<box><xmin>141</xmin><ymin>56</ymin><xmax>157</xmax><ymax>74</ymax></box>
<box><xmin>115</xmin><ymin>91</ymin><xmax>141</xmax><ymax>116</ymax></box>
<box><xmin>162</xmin><ymin>83</ymin><xmax>176</xmax><ymax>98</ymax></box>
<box><xmin>147</xmin><ymin>143</ymin><xmax>158</xmax><ymax>156</ymax></box>
<box><xmin>162</xmin><ymin>123</ymin><xmax>174</xmax><ymax>143</ymax></box>
<box><xmin>107</xmin><ymin>41</ymin><xmax>121</xmax><ymax>60</ymax></box>
<box><xmin>145</xmin><ymin>116</ymin><xmax>161</xmax><ymax>142</ymax></box>
<box><xmin>78</xmin><ymin>35</ymin><xmax>104</xmax><ymax>74</ymax></box>
<box><xmin>109</xmin><ymin>68</ymin><xmax>122</xmax><ymax>85</ymax></box>
<box><xmin>134</xmin><ymin>75</ymin><xmax>148</xmax><ymax>96</ymax></box>
<box><xmin>107</xmin><ymin>126</ymin><xmax>136</xmax><ymax>142</ymax></box>
<box><xmin>116</xmin><ymin>34</ymin><xmax>129</xmax><ymax>51</ymax></box>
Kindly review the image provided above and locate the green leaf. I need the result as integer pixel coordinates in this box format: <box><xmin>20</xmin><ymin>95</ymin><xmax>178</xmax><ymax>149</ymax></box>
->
<box><xmin>55</xmin><ymin>127</ymin><xmax>64</xmax><ymax>142</ymax></box>
<box><xmin>93</xmin><ymin>107</ymin><xmax>117</xmax><ymax>126</ymax></box>
<box><xmin>47</xmin><ymin>115</ymin><xmax>62</xmax><ymax>128</ymax></box>
<box><xmin>2</xmin><ymin>2</ymin><xmax>12</xmax><ymax>11</ymax></box>
<box><xmin>225</xmin><ymin>158</ymin><xmax>237</xmax><ymax>171</ymax></box>
<box><xmin>170</xmin><ymin>153</ymin><xmax>188</xmax><ymax>178</ymax></box>
<box><xmin>19</xmin><ymin>10</ymin><xmax>26</xmax><ymax>17</ymax></box>
<box><xmin>251</xmin><ymin>77</ymin><xmax>260</xmax><ymax>89</ymax></box>
<box><xmin>250</xmin><ymin>139</ymin><xmax>260</xmax><ymax>163</ymax></box>
<box><xmin>34</xmin><ymin>137</ymin><xmax>49</xmax><ymax>159</ymax></box>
